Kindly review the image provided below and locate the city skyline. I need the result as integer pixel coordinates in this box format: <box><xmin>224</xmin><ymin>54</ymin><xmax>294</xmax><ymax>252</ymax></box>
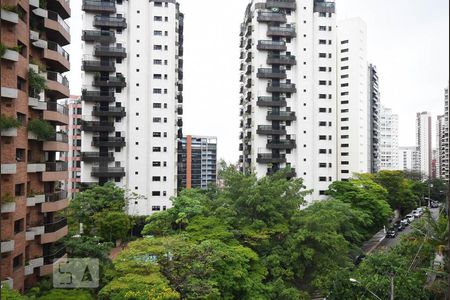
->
<box><xmin>67</xmin><ymin>0</ymin><xmax>449</xmax><ymax>163</ymax></box>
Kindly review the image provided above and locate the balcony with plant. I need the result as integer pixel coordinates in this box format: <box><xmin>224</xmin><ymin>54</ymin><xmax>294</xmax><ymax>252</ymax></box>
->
<box><xmin>27</xmin><ymin>119</ymin><xmax>55</xmax><ymax>140</ymax></box>
<box><xmin>28</xmin><ymin>68</ymin><xmax>47</xmax><ymax>99</ymax></box>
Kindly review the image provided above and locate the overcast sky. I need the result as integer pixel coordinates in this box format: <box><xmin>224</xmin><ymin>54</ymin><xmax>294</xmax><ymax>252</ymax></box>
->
<box><xmin>67</xmin><ymin>0</ymin><xmax>449</xmax><ymax>163</ymax></box>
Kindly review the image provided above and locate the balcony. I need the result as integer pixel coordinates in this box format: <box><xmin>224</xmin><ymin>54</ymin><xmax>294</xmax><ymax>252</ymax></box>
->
<box><xmin>94</xmin><ymin>16</ymin><xmax>127</xmax><ymax>29</ymax></box>
<box><xmin>92</xmin><ymin>106</ymin><xmax>126</xmax><ymax>117</ymax></box>
<box><xmin>82</xmin><ymin>60</ymin><xmax>115</xmax><ymax>72</ymax></box>
<box><xmin>44</xmin><ymin>41</ymin><xmax>70</xmax><ymax>72</ymax></box>
<box><xmin>82</xmin><ymin>30</ymin><xmax>116</xmax><ymax>43</ymax></box>
<box><xmin>1</xmin><ymin>201</ymin><xmax>16</xmax><ymax>213</ymax></box>
<box><xmin>41</xmin><ymin>218</ymin><xmax>68</xmax><ymax>244</ymax></box>
<box><xmin>1</xmin><ymin>49</ymin><xmax>20</xmax><ymax>62</ymax></box>
<box><xmin>43</xmin><ymin>161</ymin><xmax>68</xmax><ymax>182</ymax></box>
<box><xmin>257</xmin><ymin>68</ymin><xmax>287</xmax><ymax>79</ymax></box>
<box><xmin>81</xmin><ymin>121</ymin><xmax>115</xmax><ymax>132</ymax></box>
<box><xmin>82</xmin><ymin>0</ymin><xmax>116</xmax><ymax>13</ymax></box>
<box><xmin>45</xmin><ymin>10</ymin><xmax>70</xmax><ymax>46</ymax></box>
<box><xmin>257</xmin><ymin>40</ymin><xmax>287</xmax><ymax>51</ymax></box>
<box><xmin>267</xmin><ymin>139</ymin><xmax>297</xmax><ymax>149</ymax></box>
<box><xmin>267</xmin><ymin>83</ymin><xmax>297</xmax><ymax>93</ymax></box>
<box><xmin>267</xmin><ymin>26</ymin><xmax>297</xmax><ymax>37</ymax></box>
<box><xmin>81</xmin><ymin>90</ymin><xmax>115</xmax><ymax>103</ymax></box>
<box><xmin>81</xmin><ymin>152</ymin><xmax>115</xmax><ymax>162</ymax></box>
<box><xmin>266</xmin><ymin>0</ymin><xmax>296</xmax><ymax>10</ymax></box>
<box><xmin>257</xmin><ymin>153</ymin><xmax>286</xmax><ymax>164</ymax></box>
<box><xmin>93</xmin><ymin>76</ymin><xmax>126</xmax><ymax>88</ymax></box>
<box><xmin>92</xmin><ymin>137</ymin><xmax>126</xmax><ymax>148</ymax></box>
<box><xmin>257</xmin><ymin>125</ymin><xmax>287</xmax><ymax>135</ymax></box>
<box><xmin>257</xmin><ymin>12</ymin><xmax>287</xmax><ymax>23</ymax></box>
<box><xmin>1</xmin><ymin>87</ymin><xmax>18</xmax><ymax>99</ymax></box>
<box><xmin>25</xmin><ymin>257</ymin><xmax>44</xmax><ymax>276</ymax></box>
<box><xmin>1</xmin><ymin>128</ymin><xmax>18</xmax><ymax>137</ymax></box>
<box><xmin>48</xmin><ymin>0</ymin><xmax>71</xmax><ymax>19</ymax></box>
<box><xmin>27</xmin><ymin>194</ymin><xmax>46</xmax><ymax>207</ymax></box>
<box><xmin>43</xmin><ymin>247</ymin><xmax>66</xmax><ymax>266</ymax></box>
<box><xmin>44</xmin><ymin>102</ymin><xmax>69</xmax><ymax>125</ymax></box>
<box><xmin>1</xmin><ymin>240</ymin><xmax>14</xmax><ymax>253</ymax></box>
<box><xmin>94</xmin><ymin>45</ymin><xmax>127</xmax><ymax>58</ymax></box>
<box><xmin>267</xmin><ymin>111</ymin><xmax>297</xmax><ymax>121</ymax></box>
<box><xmin>43</xmin><ymin>133</ymin><xmax>69</xmax><ymax>152</ymax></box>
<box><xmin>42</xmin><ymin>190</ymin><xmax>69</xmax><ymax>213</ymax></box>
<box><xmin>257</xmin><ymin>96</ymin><xmax>287</xmax><ymax>107</ymax></box>
<box><xmin>267</xmin><ymin>168</ymin><xmax>297</xmax><ymax>178</ymax></box>
<box><xmin>46</xmin><ymin>71</ymin><xmax>70</xmax><ymax>98</ymax></box>
<box><xmin>91</xmin><ymin>167</ymin><xmax>125</xmax><ymax>178</ymax></box>
<box><xmin>314</xmin><ymin>0</ymin><xmax>336</xmax><ymax>13</ymax></box>
<box><xmin>267</xmin><ymin>54</ymin><xmax>296</xmax><ymax>65</ymax></box>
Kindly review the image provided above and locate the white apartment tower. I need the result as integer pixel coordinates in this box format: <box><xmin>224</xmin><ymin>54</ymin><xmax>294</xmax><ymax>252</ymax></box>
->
<box><xmin>368</xmin><ymin>64</ymin><xmax>381</xmax><ymax>173</ymax></box>
<box><xmin>416</xmin><ymin>112</ymin><xmax>432</xmax><ymax>178</ymax></box>
<box><xmin>336</xmin><ymin>18</ymin><xmax>370</xmax><ymax>179</ymax></box>
<box><xmin>379</xmin><ymin>106</ymin><xmax>399</xmax><ymax>170</ymax></box>
<box><xmin>81</xmin><ymin>0</ymin><xmax>184</xmax><ymax>215</ymax></box>
<box><xmin>398</xmin><ymin>146</ymin><xmax>420</xmax><ymax>173</ymax></box>
<box><xmin>437</xmin><ymin>85</ymin><xmax>449</xmax><ymax>180</ymax></box>
<box><xmin>239</xmin><ymin>0</ymin><xmax>338</xmax><ymax>202</ymax></box>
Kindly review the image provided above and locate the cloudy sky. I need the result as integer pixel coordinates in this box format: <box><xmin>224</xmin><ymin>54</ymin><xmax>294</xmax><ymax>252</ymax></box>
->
<box><xmin>67</xmin><ymin>0</ymin><xmax>449</xmax><ymax>163</ymax></box>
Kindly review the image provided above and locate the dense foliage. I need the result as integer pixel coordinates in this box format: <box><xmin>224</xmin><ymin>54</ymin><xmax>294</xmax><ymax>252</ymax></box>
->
<box><xmin>28</xmin><ymin>68</ymin><xmax>47</xmax><ymax>98</ymax></box>
<box><xmin>0</xmin><ymin>114</ymin><xmax>21</xmax><ymax>130</ymax></box>
<box><xmin>27</xmin><ymin>119</ymin><xmax>55</xmax><ymax>140</ymax></box>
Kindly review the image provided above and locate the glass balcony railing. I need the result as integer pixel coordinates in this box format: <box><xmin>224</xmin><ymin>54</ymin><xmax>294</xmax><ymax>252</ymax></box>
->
<box><xmin>47</xmin><ymin>41</ymin><xmax>70</xmax><ymax>61</ymax></box>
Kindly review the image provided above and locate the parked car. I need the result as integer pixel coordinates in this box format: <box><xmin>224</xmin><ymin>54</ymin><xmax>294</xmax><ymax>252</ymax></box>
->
<box><xmin>412</xmin><ymin>211</ymin><xmax>421</xmax><ymax>218</ymax></box>
<box><xmin>405</xmin><ymin>214</ymin><xmax>415</xmax><ymax>223</ymax></box>
<box><xmin>354</xmin><ymin>254</ymin><xmax>366</xmax><ymax>266</ymax></box>
<box><xmin>431</xmin><ymin>201</ymin><xmax>440</xmax><ymax>208</ymax></box>
<box><xmin>386</xmin><ymin>229</ymin><xmax>397</xmax><ymax>238</ymax></box>
<box><xmin>395</xmin><ymin>222</ymin><xmax>405</xmax><ymax>232</ymax></box>
<box><xmin>401</xmin><ymin>219</ymin><xmax>409</xmax><ymax>227</ymax></box>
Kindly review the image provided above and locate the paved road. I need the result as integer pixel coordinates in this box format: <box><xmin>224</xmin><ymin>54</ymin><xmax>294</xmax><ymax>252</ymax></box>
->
<box><xmin>376</xmin><ymin>208</ymin><xmax>440</xmax><ymax>250</ymax></box>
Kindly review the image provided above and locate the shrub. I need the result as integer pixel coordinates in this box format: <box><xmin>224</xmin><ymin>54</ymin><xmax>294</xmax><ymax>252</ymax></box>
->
<box><xmin>28</xmin><ymin>68</ymin><xmax>47</xmax><ymax>98</ymax></box>
<box><xmin>27</xmin><ymin>119</ymin><xmax>55</xmax><ymax>140</ymax></box>
<box><xmin>1</xmin><ymin>193</ymin><xmax>15</xmax><ymax>205</ymax></box>
<box><xmin>0</xmin><ymin>115</ymin><xmax>21</xmax><ymax>130</ymax></box>
<box><xmin>0</xmin><ymin>43</ymin><xmax>6</xmax><ymax>57</ymax></box>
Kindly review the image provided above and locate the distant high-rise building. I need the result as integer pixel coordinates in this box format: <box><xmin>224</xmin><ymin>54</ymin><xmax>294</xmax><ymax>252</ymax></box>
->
<box><xmin>368</xmin><ymin>64</ymin><xmax>381</xmax><ymax>173</ymax></box>
<box><xmin>81</xmin><ymin>0</ymin><xmax>184</xmax><ymax>216</ymax></box>
<box><xmin>336</xmin><ymin>18</ymin><xmax>371</xmax><ymax>179</ymax></box>
<box><xmin>60</xmin><ymin>96</ymin><xmax>82</xmax><ymax>199</ymax></box>
<box><xmin>398</xmin><ymin>146</ymin><xmax>421</xmax><ymax>173</ymax></box>
<box><xmin>379</xmin><ymin>106</ymin><xmax>399</xmax><ymax>170</ymax></box>
<box><xmin>416</xmin><ymin>112</ymin><xmax>433</xmax><ymax>178</ymax></box>
<box><xmin>238</xmin><ymin>0</ymin><xmax>338</xmax><ymax>202</ymax></box>
<box><xmin>178</xmin><ymin>136</ymin><xmax>218</xmax><ymax>191</ymax></box>
<box><xmin>437</xmin><ymin>85</ymin><xmax>449</xmax><ymax>180</ymax></box>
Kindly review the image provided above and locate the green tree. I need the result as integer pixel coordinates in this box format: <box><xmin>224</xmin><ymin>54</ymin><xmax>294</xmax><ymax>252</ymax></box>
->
<box><xmin>37</xmin><ymin>289</ymin><xmax>94</xmax><ymax>300</ymax></box>
<box><xmin>373</xmin><ymin>171</ymin><xmax>419</xmax><ymax>214</ymax></box>
<box><xmin>1</xmin><ymin>286</ymin><xmax>28</xmax><ymax>299</ymax></box>
<box><xmin>327</xmin><ymin>176</ymin><xmax>392</xmax><ymax>234</ymax></box>
<box><xmin>64</xmin><ymin>236</ymin><xmax>113</xmax><ymax>263</ymax></box>
<box><xmin>94</xmin><ymin>211</ymin><xmax>131</xmax><ymax>243</ymax></box>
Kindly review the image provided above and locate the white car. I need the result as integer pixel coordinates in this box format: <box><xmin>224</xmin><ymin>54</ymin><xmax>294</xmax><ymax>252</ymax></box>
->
<box><xmin>412</xmin><ymin>211</ymin><xmax>420</xmax><ymax>218</ymax></box>
<box><xmin>405</xmin><ymin>214</ymin><xmax>415</xmax><ymax>222</ymax></box>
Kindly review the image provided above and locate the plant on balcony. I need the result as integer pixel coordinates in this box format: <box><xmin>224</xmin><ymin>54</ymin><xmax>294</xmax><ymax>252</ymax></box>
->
<box><xmin>28</xmin><ymin>68</ymin><xmax>47</xmax><ymax>98</ymax></box>
<box><xmin>27</xmin><ymin>119</ymin><xmax>55</xmax><ymax>140</ymax></box>
<box><xmin>0</xmin><ymin>115</ymin><xmax>21</xmax><ymax>130</ymax></box>
<box><xmin>39</xmin><ymin>0</ymin><xmax>47</xmax><ymax>9</ymax></box>
<box><xmin>0</xmin><ymin>43</ymin><xmax>6</xmax><ymax>57</ymax></box>
<box><xmin>0</xmin><ymin>193</ymin><xmax>14</xmax><ymax>205</ymax></box>
<box><xmin>0</xmin><ymin>4</ymin><xmax>18</xmax><ymax>13</ymax></box>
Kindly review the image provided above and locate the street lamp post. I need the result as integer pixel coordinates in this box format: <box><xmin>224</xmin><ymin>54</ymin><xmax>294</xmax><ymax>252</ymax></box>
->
<box><xmin>349</xmin><ymin>278</ymin><xmax>383</xmax><ymax>300</ymax></box>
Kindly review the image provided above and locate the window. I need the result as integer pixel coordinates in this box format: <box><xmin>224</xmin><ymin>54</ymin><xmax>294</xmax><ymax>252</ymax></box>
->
<box><xmin>341</xmin><ymin>40</ymin><xmax>349</xmax><ymax>44</ymax></box>
<box><xmin>154</xmin><ymin>45</ymin><xmax>162</xmax><ymax>50</ymax></box>
<box><xmin>153</xmin><ymin>118</ymin><xmax>161</xmax><ymax>123</ymax></box>
<box><xmin>319</xmin><ymin>163</ymin><xmax>327</xmax><ymax>168</ymax></box>
<box><xmin>319</xmin><ymin>121</ymin><xmax>327</xmax><ymax>126</ymax></box>
<box><xmin>341</xmin><ymin>161</ymin><xmax>350</xmax><ymax>165</ymax></box>
<box><xmin>153</xmin><ymin>103</ymin><xmax>162</xmax><ymax>108</ymax></box>
<box><xmin>319</xmin><ymin>149</ymin><xmax>327</xmax><ymax>154</ymax></box>
<box><xmin>319</xmin><ymin>177</ymin><xmax>327</xmax><ymax>182</ymax></box>
<box><xmin>341</xmin><ymin>144</ymin><xmax>349</xmax><ymax>148</ymax></box>
<box><xmin>319</xmin><ymin>94</ymin><xmax>327</xmax><ymax>99</ymax></box>
<box><xmin>341</xmin><ymin>74</ymin><xmax>349</xmax><ymax>79</ymax></box>
<box><xmin>153</xmin><ymin>132</ymin><xmax>161</xmax><ymax>137</ymax></box>
<box><xmin>341</xmin><ymin>48</ymin><xmax>349</xmax><ymax>53</ymax></box>
<box><xmin>319</xmin><ymin>12</ymin><xmax>326</xmax><ymax>17</ymax></box>
<box><xmin>319</xmin><ymin>108</ymin><xmax>327</xmax><ymax>113</ymax></box>
<box><xmin>154</xmin><ymin>59</ymin><xmax>162</xmax><ymax>65</ymax></box>
<box><xmin>341</xmin><ymin>83</ymin><xmax>349</xmax><ymax>87</ymax></box>
<box><xmin>341</xmin><ymin>92</ymin><xmax>349</xmax><ymax>96</ymax></box>
<box><xmin>341</xmin><ymin>66</ymin><xmax>349</xmax><ymax>70</ymax></box>
<box><xmin>341</xmin><ymin>118</ymin><xmax>349</xmax><ymax>122</ymax></box>
<box><xmin>153</xmin><ymin>89</ymin><xmax>162</xmax><ymax>94</ymax></box>
<box><xmin>319</xmin><ymin>135</ymin><xmax>327</xmax><ymax>140</ymax></box>
<box><xmin>152</xmin><ymin>206</ymin><xmax>161</xmax><ymax>211</ymax></box>
<box><xmin>341</xmin><ymin>57</ymin><xmax>349</xmax><ymax>62</ymax></box>
<box><xmin>319</xmin><ymin>39</ymin><xmax>327</xmax><ymax>45</ymax></box>
<box><xmin>152</xmin><ymin>177</ymin><xmax>161</xmax><ymax>182</ymax></box>
<box><xmin>319</xmin><ymin>53</ymin><xmax>327</xmax><ymax>58</ymax></box>
<box><xmin>319</xmin><ymin>26</ymin><xmax>327</xmax><ymax>31</ymax></box>
<box><xmin>13</xmin><ymin>254</ymin><xmax>23</xmax><ymax>270</ymax></box>
<box><xmin>14</xmin><ymin>219</ymin><xmax>24</xmax><ymax>234</ymax></box>
<box><xmin>341</xmin><ymin>170</ymin><xmax>350</xmax><ymax>174</ymax></box>
<box><xmin>154</xmin><ymin>1</ymin><xmax>162</xmax><ymax>7</ymax></box>
<box><xmin>154</xmin><ymin>16</ymin><xmax>162</xmax><ymax>21</ymax></box>
<box><xmin>153</xmin><ymin>147</ymin><xmax>161</xmax><ymax>152</ymax></box>
<box><xmin>154</xmin><ymin>74</ymin><xmax>162</xmax><ymax>79</ymax></box>
<box><xmin>341</xmin><ymin>126</ymin><xmax>349</xmax><ymax>130</ymax></box>
<box><xmin>319</xmin><ymin>80</ymin><xmax>327</xmax><ymax>86</ymax></box>
<box><xmin>319</xmin><ymin>67</ymin><xmax>327</xmax><ymax>72</ymax></box>
<box><xmin>15</xmin><ymin>183</ymin><xmax>24</xmax><ymax>196</ymax></box>
<box><xmin>154</xmin><ymin>31</ymin><xmax>163</xmax><ymax>36</ymax></box>
<box><xmin>152</xmin><ymin>191</ymin><xmax>161</xmax><ymax>196</ymax></box>
<box><xmin>319</xmin><ymin>191</ymin><xmax>327</xmax><ymax>196</ymax></box>
<box><xmin>153</xmin><ymin>161</ymin><xmax>161</xmax><ymax>167</ymax></box>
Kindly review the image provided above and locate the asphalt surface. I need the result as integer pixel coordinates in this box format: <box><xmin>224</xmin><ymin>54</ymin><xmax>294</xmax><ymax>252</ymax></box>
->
<box><xmin>376</xmin><ymin>208</ymin><xmax>440</xmax><ymax>250</ymax></box>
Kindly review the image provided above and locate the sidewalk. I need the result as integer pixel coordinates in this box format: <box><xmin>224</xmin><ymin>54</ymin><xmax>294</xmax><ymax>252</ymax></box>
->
<box><xmin>109</xmin><ymin>242</ymin><xmax>128</xmax><ymax>260</ymax></box>
<box><xmin>361</xmin><ymin>228</ymin><xmax>386</xmax><ymax>254</ymax></box>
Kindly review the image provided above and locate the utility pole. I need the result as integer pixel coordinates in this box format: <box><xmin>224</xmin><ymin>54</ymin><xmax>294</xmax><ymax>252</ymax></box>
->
<box><xmin>390</xmin><ymin>275</ymin><xmax>395</xmax><ymax>300</ymax></box>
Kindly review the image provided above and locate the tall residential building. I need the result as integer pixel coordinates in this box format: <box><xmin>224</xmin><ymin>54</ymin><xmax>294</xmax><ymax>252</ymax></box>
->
<box><xmin>1</xmin><ymin>0</ymin><xmax>70</xmax><ymax>291</ymax></box>
<box><xmin>60</xmin><ymin>96</ymin><xmax>81</xmax><ymax>199</ymax></box>
<box><xmin>336</xmin><ymin>18</ymin><xmax>370</xmax><ymax>179</ymax></box>
<box><xmin>368</xmin><ymin>64</ymin><xmax>381</xmax><ymax>173</ymax></box>
<box><xmin>398</xmin><ymin>146</ymin><xmax>421</xmax><ymax>172</ymax></box>
<box><xmin>238</xmin><ymin>0</ymin><xmax>338</xmax><ymax>202</ymax></box>
<box><xmin>81</xmin><ymin>0</ymin><xmax>184</xmax><ymax>216</ymax></box>
<box><xmin>379</xmin><ymin>106</ymin><xmax>399</xmax><ymax>170</ymax></box>
<box><xmin>178</xmin><ymin>136</ymin><xmax>218</xmax><ymax>191</ymax></box>
<box><xmin>437</xmin><ymin>85</ymin><xmax>449</xmax><ymax>180</ymax></box>
<box><xmin>416</xmin><ymin>112</ymin><xmax>432</xmax><ymax>178</ymax></box>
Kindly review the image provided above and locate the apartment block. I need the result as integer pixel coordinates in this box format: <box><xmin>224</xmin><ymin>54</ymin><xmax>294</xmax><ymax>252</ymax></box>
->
<box><xmin>1</xmin><ymin>0</ymin><xmax>70</xmax><ymax>291</ymax></box>
<box><xmin>416</xmin><ymin>112</ymin><xmax>432</xmax><ymax>178</ymax></box>
<box><xmin>379</xmin><ymin>106</ymin><xmax>399</xmax><ymax>170</ymax></box>
<box><xmin>368</xmin><ymin>64</ymin><xmax>381</xmax><ymax>173</ymax></box>
<box><xmin>398</xmin><ymin>146</ymin><xmax>420</xmax><ymax>173</ymax></box>
<box><xmin>437</xmin><ymin>85</ymin><xmax>449</xmax><ymax>180</ymax></box>
<box><xmin>336</xmin><ymin>18</ymin><xmax>370</xmax><ymax>179</ymax></box>
<box><xmin>60</xmin><ymin>96</ymin><xmax>81</xmax><ymax>199</ymax></box>
<box><xmin>178</xmin><ymin>135</ymin><xmax>218</xmax><ymax>191</ymax></box>
<box><xmin>81</xmin><ymin>0</ymin><xmax>184</xmax><ymax>216</ymax></box>
<box><xmin>238</xmin><ymin>0</ymin><xmax>338</xmax><ymax>202</ymax></box>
